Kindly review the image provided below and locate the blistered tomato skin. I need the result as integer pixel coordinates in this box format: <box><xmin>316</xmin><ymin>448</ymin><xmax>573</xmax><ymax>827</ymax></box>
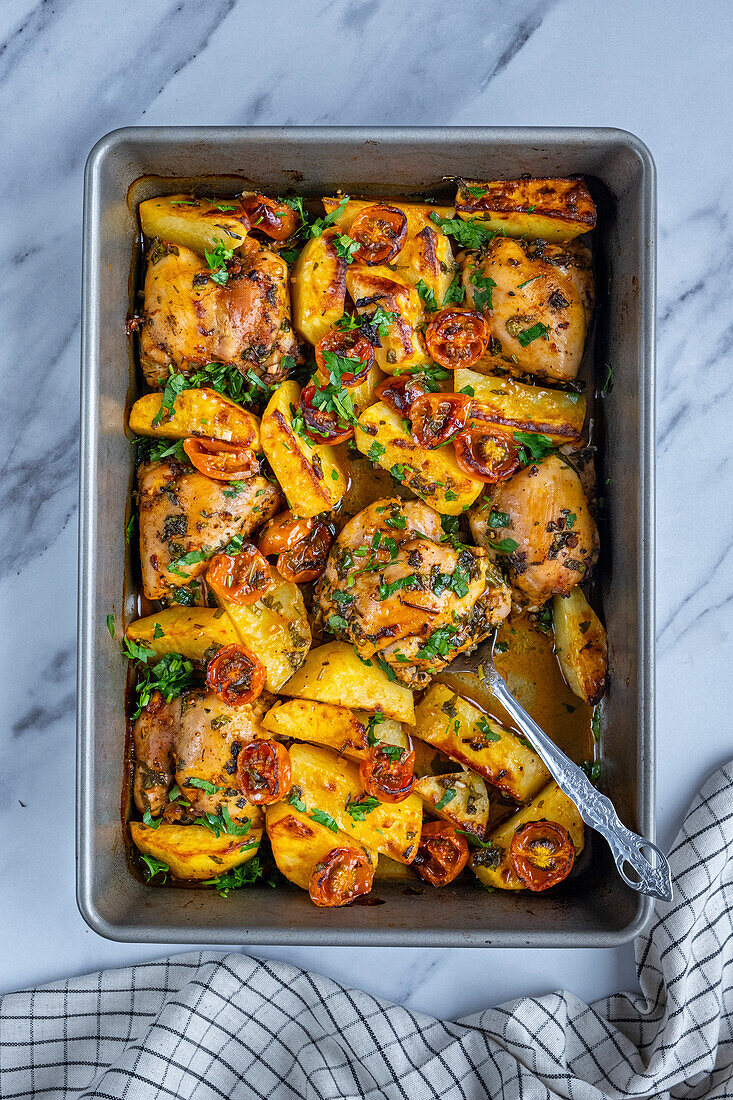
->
<box><xmin>509</xmin><ymin>820</ymin><xmax>576</xmax><ymax>891</ymax></box>
<box><xmin>206</xmin><ymin>644</ymin><xmax>266</xmax><ymax>706</ymax></box>
<box><xmin>349</xmin><ymin>205</ymin><xmax>408</xmax><ymax>265</ymax></box>
<box><xmin>299</xmin><ymin>382</ymin><xmax>355</xmax><ymax>445</ymax></box>
<box><xmin>315</xmin><ymin>330</ymin><xmax>374</xmax><ymax>389</ymax></box>
<box><xmin>409</xmin><ymin>393</ymin><xmax>471</xmax><ymax>449</ymax></box>
<box><xmin>453</xmin><ymin>430</ymin><xmax>522</xmax><ymax>483</ymax></box>
<box><xmin>309</xmin><ymin>846</ymin><xmax>375</xmax><ymax>906</ymax></box>
<box><xmin>413</xmin><ymin>822</ymin><xmax>470</xmax><ymax>886</ymax></box>
<box><xmin>239</xmin><ymin>195</ymin><xmax>299</xmax><ymax>241</ymax></box>
<box><xmin>182</xmin><ymin>437</ymin><xmax>259</xmax><ymax>481</ymax></box>
<box><xmin>237</xmin><ymin>740</ymin><xmax>292</xmax><ymax>805</ymax></box>
<box><xmin>206</xmin><ymin>547</ymin><xmax>272</xmax><ymax>606</ymax></box>
<box><xmin>360</xmin><ymin>743</ymin><xmax>416</xmax><ymax>804</ymax></box>
<box><xmin>425</xmin><ymin>308</ymin><xmax>490</xmax><ymax>370</ymax></box>
<box><xmin>259</xmin><ymin>511</ymin><xmax>317</xmax><ymax>556</ymax></box>
<box><xmin>276</xmin><ymin>522</ymin><xmax>334</xmax><ymax>584</ymax></box>
<box><xmin>375</xmin><ymin>375</ymin><xmax>430</xmax><ymax>417</ymax></box>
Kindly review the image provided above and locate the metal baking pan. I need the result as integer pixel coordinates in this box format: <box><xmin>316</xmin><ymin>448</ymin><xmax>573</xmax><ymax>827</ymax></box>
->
<box><xmin>78</xmin><ymin>126</ymin><xmax>655</xmax><ymax>945</ymax></box>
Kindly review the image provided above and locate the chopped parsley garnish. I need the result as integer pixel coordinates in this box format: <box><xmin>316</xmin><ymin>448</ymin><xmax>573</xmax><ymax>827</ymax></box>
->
<box><xmin>442</xmin><ymin>272</ymin><xmax>465</xmax><ymax>306</ymax></box>
<box><xmin>142</xmin><ymin>810</ymin><xmax>162</xmax><ymax>829</ymax></box>
<box><xmin>366</xmin><ymin>712</ymin><xmax>386</xmax><ymax>746</ymax></box>
<box><xmin>310</xmin><ymin>808</ymin><xmax>339</xmax><ymax>832</ymax></box>
<box><xmin>470</xmin><ymin>270</ymin><xmax>496</xmax><ymax>313</ymax></box>
<box><xmin>106</xmin><ymin>613</ymin><xmax>115</xmax><ymax>638</ymax></box>
<box><xmin>122</xmin><ymin>637</ymin><xmax>156</xmax><ymax>663</ymax></box>
<box><xmin>566</xmin><ymin>513</ymin><xmax>577</xmax><ymax>530</ymax></box>
<box><xmin>153</xmin><ymin>623</ymin><xmax>165</xmax><ymax>639</ymax></box>
<box><xmin>487</xmin><ymin>509</ymin><xmax>511</xmax><ymax>529</ymax></box>
<box><xmin>152</xmin><ymin>369</ymin><xmax>189</xmax><ymax>426</ymax></box>
<box><xmin>459</xmin><ymin>384</ymin><xmax>475</xmax><ymax>397</ymax></box>
<box><xmin>514</xmin><ymin>431</ymin><xmax>556</xmax><ymax>466</ymax></box>
<box><xmin>327</xmin><ymin>613</ymin><xmax>348</xmax><ymax>632</ymax></box>
<box><xmin>125</xmin><ymin>514</ymin><xmax>137</xmax><ymax>544</ymax></box>
<box><xmin>346</xmin><ymin>796</ymin><xmax>381</xmax><ymax>822</ymax></box>
<box><xmin>517</xmin><ymin>274</ymin><xmax>543</xmax><ymax>289</ymax></box>
<box><xmin>591</xmin><ymin>708</ymin><xmax>601</xmax><ymax>741</ymax></box>
<box><xmin>486</xmin><ymin>537</ymin><xmax>518</xmax><ymax>554</ymax></box>
<box><xmin>128</xmin><ymin>651</ymin><xmax>199</xmax><ymax>719</ymax></box>
<box><xmin>202</xmin><ymin>856</ymin><xmax>273</xmax><ymax>897</ymax></box>
<box><xmin>186</xmin><ymin>777</ymin><xmax>222</xmax><ymax>795</ymax></box>
<box><xmin>204</xmin><ymin>238</ymin><xmax>234</xmax><ymax>285</ymax></box>
<box><xmin>476</xmin><ymin>716</ymin><xmax>501</xmax><ymax>742</ymax></box>
<box><xmin>168</xmin><ymin>548</ymin><xmax>209</xmax><ymax>577</ymax></box>
<box><xmin>306</xmin><ymin>194</ymin><xmax>350</xmax><ymax>240</ymax></box>
<box><xmin>456</xmin><ymin>831</ymin><xmax>494</xmax><ymax>850</ymax></box>
<box><xmin>288</xmin><ymin>789</ymin><xmax>307</xmax><ymax>813</ymax></box>
<box><xmin>415</xmin><ymin>279</ymin><xmax>439</xmax><ymax>311</ymax></box>
<box><xmin>379</xmin><ymin>574</ymin><xmax>418</xmax><ymax>601</ymax></box>
<box><xmin>200</xmin><ymin>807</ymin><xmax>253</xmax><ymax>840</ymax></box>
<box><xmin>515</xmin><ymin>321</ymin><xmax>549</xmax><ymax>347</ymax></box>
<box><xmin>223</xmin><ymin>535</ymin><xmax>244</xmax><ymax>555</ymax></box>
<box><xmin>334</xmin><ymin>233</ymin><xmax>360</xmax><ymax>262</ymax></box>
<box><xmin>465</xmin><ymin>185</ymin><xmax>489</xmax><ymax>197</ymax></box>
<box><xmin>429</xmin><ymin>212</ymin><xmax>499</xmax><ymax>250</ymax></box>
<box><xmin>582</xmin><ymin>760</ymin><xmax>601</xmax><ymax>782</ymax></box>
<box><xmin>367</xmin><ymin>440</ymin><xmax>386</xmax><ymax>462</ymax></box>
<box><xmin>396</xmin><ymin>362</ymin><xmax>451</xmax><ymax>391</ymax></box>
<box><xmin>223</xmin><ymin>480</ymin><xmax>247</xmax><ymax>498</ymax></box>
<box><xmin>416</xmin><ymin>625</ymin><xmax>459</xmax><ymax>661</ymax></box>
<box><xmin>139</xmin><ymin>854</ymin><xmax>169</xmax><ymax>883</ymax></box>
<box><xmin>431</xmin><ymin>562</ymin><xmax>470</xmax><ymax>599</ymax></box>
<box><xmin>602</xmin><ymin>363</ymin><xmax>614</xmax><ymax>394</ymax></box>
<box><xmin>435</xmin><ymin>787</ymin><xmax>456</xmax><ymax>810</ymax></box>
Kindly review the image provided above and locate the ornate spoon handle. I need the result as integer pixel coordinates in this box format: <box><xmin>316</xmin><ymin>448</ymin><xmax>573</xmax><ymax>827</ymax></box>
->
<box><xmin>482</xmin><ymin>667</ymin><xmax>672</xmax><ymax>902</ymax></box>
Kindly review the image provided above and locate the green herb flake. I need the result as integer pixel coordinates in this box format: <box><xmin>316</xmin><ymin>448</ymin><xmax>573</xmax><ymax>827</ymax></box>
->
<box><xmin>346</xmin><ymin>796</ymin><xmax>381</xmax><ymax>822</ymax></box>
<box><xmin>106</xmin><ymin>613</ymin><xmax>115</xmax><ymax>638</ymax></box>
<box><xmin>139</xmin><ymin>854</ymin><xmax>169</xmax><ymax>883</ymax></box>
<box><xmin>310</xmin><ymin>807</ymin><xmax>339</xmax><ymax>832</ymax></box>
<box><xmin>435</xmin><ymin>787</ymin><xmax>456</xmax><ymax>810</ymax></box>
<box><xmin>516</xmin><ymin>321</ymin><xmax>549</xmax><ymax>347</ymax></box>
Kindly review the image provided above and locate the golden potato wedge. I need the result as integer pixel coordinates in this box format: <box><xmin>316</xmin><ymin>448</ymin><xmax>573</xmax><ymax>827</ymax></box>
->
<box><xmin>455</xmin><ymin>368</ymin><xmax>586</xmax><ymax>444</ymax></box>
<box><xmin>130</xmin><ymin>820</ymin><xmax>262</xmax><ymax>882</ymax></box>
<box><xmin>287</xmin><ymin>742</ymin><xmax>422</xmax><ymax>863</ymax></box>
<box><xmin>414</xmin><ymin>683</ymin><xmax>550</xmax><ymax>803</ymax></box>
<box><xmin>290</xmin><ymin>229</ymin><xmax>347</xmax><ymax>345</ymax></box>
<box><xmin>351</xmin><ymin>364</ymin><xmax>385</xmax><ymax>414</ymax></box>
<box><xmin>346</xmin><ymin>266</ymin><xmax>426</xmax><ymax>374</ymax></box>
<box><xmin>355</xmin><ymin>400</ymin><xmax>483</xmax><ymax>516</ymax></box>
<box><xmin>214</xmin><ymin>569</ymin><xmax>311</xmax><ymax>692</ymax></box>
<box><xmin>455</xmin><ymin>178</ymin><xmax>596</xmax><ymax>243</ymax></box>
<box><xmin>471</xmin><ymin>781</ymin><xmax>584</xmax><ymax>890</ymax></box>
<box><xmin>129</xmin><ymin>388</ymin><xmax>261</xmax><ymax>449</ymax></box>
<box><xmin>322</xmin><ymin>196</ymin><xmax>454</xmax><ymax>239</ymax></box>
<box><xmin>278</xmin><ymin>641</ymin><xmax>415</xmax><ymax>724</ymax></box>
<box><xmin>126</xmin><ymin>607</ymin><xmax>238</xmax><ymax>661</ymax></box>
<box><xmin>374</xmin><ymin>856</ymin><xmax>418</xmax><ymax>882</ymax></box>
<box><xmin>260</xmin><ymin>380</ymin><xmax>347</xmax><ymax>517</ymax></box>
<box><xmin>139</xmin><ymin>194</ymin><xmax>251</xmax><ymax>255</ymax></box>
<box><xmin>393</xmin><ymin>223</ymin><xmax>457</xmax><ymax>307</ymax></box>
<box><xmin>261</xmin><ymin>698</ymin><xmax>408</xmax><ymax>761</ymax></box>
<box><xmin>266</xmin><ymin>800</ymin><xmax>377</xmax><ymax>891</ymax></box>
<box><xmin>414</xmin><ymin>771</ymin><xmax>490</xmax><ymax>839</ymax></box>
<box><xmin>552</xmin><ymin>589</ymin><xmax>608</xmax><ymax>705</ymax></box>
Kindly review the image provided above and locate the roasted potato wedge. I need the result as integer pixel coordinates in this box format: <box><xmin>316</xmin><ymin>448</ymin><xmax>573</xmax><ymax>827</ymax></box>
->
<box><xmin>278</xmin><ymin>641</ymin><xmax>415</xmax><ymax>725</ymax></box>
<box><xmin>266</xmin><ymin>800</ymin><xmax>376</xmax><ymax>891</ymax></box>
<box><xmin>414</xmin><ymin>683</ymin><xmax>550</xmax><ymax>803</ymax></box>
<box><xmin>414</xmin><ymin>771</ymin><xmax>490</xmax><ymax>839</ymax></box>
<box><xmin>322</xmin><ymin>196</ymin><xmax>454</xmax><ymax>239</ymax></box>
<box><xmin>261</xmin><ymin>698</ymin><xmax>408</xmax><ymax>761</ymax></box>
<box><xmin>139</xmin><ymin>194</ymin><xmax>251</xmax><ymax>255</ymax></box>
<box><xmin>463</xmin><ymin>238</ymin><xmax>594</xmax><ymax>383</ymax></box>
<box><xmin>455</xmin><ymin>178</ymin><xmax>596</xmax><ymax>243</ymax></box>
<box><xmin>214</xmin><ymin>568</ymin><xmax>311</xmax><ymax>692</ymax></box>
<box><xmin>126</xmin><ymin>607</ymin><xmax>238</xmax><ymax>661</ymax></box>
<box><xmin>129</xmin><ymin>388</ymin><xmax>261</xmax><ymax>449</ymax></box>
<box><xmin>290</xmin><ymin>229</ymin><xmax>347</xmax><ymax>345</ymax></box>
<box><xmin>260</xmin><ymin>380</ymin><xmax>347</xmax><ymax>518</ymax></box>
<box><xmin>356</xmin><ymin>401</ymin><xmax>483</xmax><ymax>516</ymax></box>
<box><xmin>287</xmin><ymin>742</ymin><xmax>422</xmax><ymax>863</ymax></box>
<box><xmin>393</xmin><ymin>223</ymin><xmax>457</xmax><ymax>307</ymax></box>
<box><xmin>455</xmin><ymin>368</ymin><xmax>586</xmax><ymax>444</ymax></box>
<box><xmin>346</xmin><ymin>266</ymin><xmax>426</xmax><ymax>374</ymax></box>
<box><xmin>130</xmin><ymin>820</ymin><xmax>262</xmax><ymax>881</ymax></box>
<box><xmin>552</xmin><ymin>588</ymin><xmax>608</xmax><ymax>705</ymax></box>
<box><xmin>351</xmin><ymin>364</ymin><xmax>385</xmax><ymax>414</ymax></box>
<box><xmin>471</xmin><ymin>781</ymin><xmax>584</xmax><ymax>890</ymax></box>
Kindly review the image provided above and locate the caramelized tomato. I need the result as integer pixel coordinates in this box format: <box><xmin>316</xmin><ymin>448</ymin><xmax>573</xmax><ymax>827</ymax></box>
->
<box><xmin>509</xmin><ymin>820</ymin><xmax>575</xmax><ymax>891</ymax></box>
<box><xmin>182</xmin><ymin>437</ymin><xmax>259</xmax><ymax>482</ymax></box>
<box><xmin>309</xmin><ymin>846</ymin><xmax>375</xmax><ymax>907</ymax></box>
<box><xmin>276</xmin><ymin>521</ymin><xmax>334</xmax><ymax>584</ymax></box>
<box><xmin>409</xmin><ymin>393</ymin><xmax>471</xmax><ymax>449</ymax></box>
<box><xmin>360</xmin><ymin>742</ymin><xmax>415</xmax><ymax>804</ymax></box>
<box><xmin>236</xmin><ymin>739</ymin><xmax>291</xmax><ymax>805</ymax></box>
<box><xmin>425</xmin><ymin>307</ymin><xmax>490</xmax><ymax>370</ymax></box>
<box><xmin>453</xmin><ymin>430</ymin><xmax>521</xmax><ymax>483</ymax></box>
<box><xmin>349</xmin><ymin>204</ymin><xmax>408</xmax><ymax>265</ymax></box>
<box><xmin>375</xmin><ymin>374</ymin><xmax>429</xmax><ymax>416</ymax></box>
<box><xmin>206</xmin><ymin>546</ymin><xmax>272</xmax><ymax>606</ymax></box>
<box><xmin>206</xmin><ymin>644</ymin><xmax>266</xmax><ymax>706</ymax></box>
<box><xmin>299</xmin><ymin>382</ymin><xmax>354</xmax><ymax>445</ymax></box>
<box><xmin>413</xmin><ymin>822</ymin><xmax>470</xmax><ymax>886</ymax></box>
<box><xmin>258</xmin><ymin>511</ymin><xmax>317</xmax><ymax>556</ymax></box>
<box><xmin>239</xmin><ymin>194</ymin><xmax>299</xmax><ymax>241</ymax></box>
<box><xmin>315</xmin><ymin>330</ymin><xmax>374</xmax><ymax>389</ymax></box>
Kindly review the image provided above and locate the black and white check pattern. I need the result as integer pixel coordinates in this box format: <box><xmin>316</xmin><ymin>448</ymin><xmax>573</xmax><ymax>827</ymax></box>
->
<box><xmin>3</xmin><ymin>762</ymin><xmax>733</xmax><ymax>1099</ymax></box>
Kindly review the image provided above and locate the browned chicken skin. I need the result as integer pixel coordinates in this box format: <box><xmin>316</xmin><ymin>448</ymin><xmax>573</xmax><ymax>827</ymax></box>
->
<box><xmin>317</xmin><ymin>498</ymin><xmax>511</xmax><ymax>687</ymax></box>
<box><xmin>137</xmin><ymin>459</ymin><xmax>282</xmax><ymax>600</ymax></box>
<box><xmin>132</xmin><ymin>692</ymin><xmax>181</xmax><ymax>816</ymax></box>
<box><xmin>140</xmin><ymin>239</ymin><xmax>303</xmax><ymax>388</ymax></box>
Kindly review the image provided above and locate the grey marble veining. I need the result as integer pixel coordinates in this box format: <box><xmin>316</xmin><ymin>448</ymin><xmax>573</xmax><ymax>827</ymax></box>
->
<box><xmin>1</xmin><ymin>0</ymin><xmax>732</xmax><ymax>1018</ymax></box>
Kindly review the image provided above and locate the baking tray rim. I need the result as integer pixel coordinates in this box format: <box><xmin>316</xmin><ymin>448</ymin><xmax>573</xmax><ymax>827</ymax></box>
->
<box><xmin>77</xmin><ymin>125</ymin><xmax>656</xmax><ymax>947</ymax></box>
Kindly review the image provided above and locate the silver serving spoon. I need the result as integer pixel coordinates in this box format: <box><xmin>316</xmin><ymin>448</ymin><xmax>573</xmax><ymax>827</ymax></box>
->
<box><xmin>448</xmin><ymin>635</ymin><xmax>673</xmax><ymax>902</ymax></box>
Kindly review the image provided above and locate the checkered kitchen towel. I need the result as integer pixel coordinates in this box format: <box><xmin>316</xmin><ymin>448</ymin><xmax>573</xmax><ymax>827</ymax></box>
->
<box><xmin>2</xmin><ymin>763</ymin><xmax>733</xmax><ymax>1100</ymax></box>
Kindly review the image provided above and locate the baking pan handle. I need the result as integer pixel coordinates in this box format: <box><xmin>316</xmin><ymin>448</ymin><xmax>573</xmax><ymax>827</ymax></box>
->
<box><xmin>482</xmin><ymin>669</ymin><xmax>673</xmax><ymax>902</ymax></box>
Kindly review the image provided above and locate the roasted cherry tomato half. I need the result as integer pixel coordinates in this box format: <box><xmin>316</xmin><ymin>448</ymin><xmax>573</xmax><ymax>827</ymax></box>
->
<box><xmin>259</xmin><ymin>510</ymin><xmax>317</xmax><ymax>556</ymax></box>
<box><xmin>315</xmin><ymin>329</ymin><xmax>374</xmax><ymax>390</ymax></box>
<box><xmin>277</xmin><ymin>521</ymin><xmax>334</xmax><ymax>584</ymax></box>
<box><xmin>206</xmin><ymin>643</ymin><xmax>266</xmax><ymax>707</ymax></box>
<box><xmin>182</xmin><ymin>437</ymin><xmax>259</xmax><ymax>482</ymax></box>
<box><xmin>308</xmin><ymin>846</ymin><xmax>375</xmax><ymax>907</ymax></box>
<box><xmin>349</xmin><ymin>204</ymin><xmax>408</xmax><ymax>265</ymax></box>
<box><xmin>206</xmin><ymin>546</ymin><xmax>272</xmax><ymax>606</ymax></box>
<box><xmin>509</xmin><ymin>820</ymin><xmax>575</xmax><ymax>892</ymax></box>
<box><xmin>425</xmin><ymin>307</ymin><xmax>490</xmax><ymax>370</ymax></box>
<box><xmin>453</xmin><ymin>430</ymin><xmax>522</xmax><ymax>483</ymax></box>
<box><xmin>239</xmin><ymin>194</ymin><xmax>299</xmax><ymax>241</ymax></box>
<box><xmin>236</xmin><ymin>739</ymin><xmax>291</xmax><ymax>805</ymax></box>
<box><xmin>413</xmin><ymin>821</ymin><xmax>470</xmax><ymax>887</ymax></box>
<box><xmin>360</xmin><ymin>742</ymin><xmax>415</xmax><ymax>804</ymax></box>
<box><xmin>409</xmin><ymin>393</ymin><xmax>471</xmax><ymax>449</ymax></box>
<box><xmin>375</xmin><ymin>374</ymin><xmax>430</xmax><ymax>416</ymax></box>
<box><xmin>299</xmin><ymin>382</ymin><xmax>354</xmax><ymax>445</ymax></box>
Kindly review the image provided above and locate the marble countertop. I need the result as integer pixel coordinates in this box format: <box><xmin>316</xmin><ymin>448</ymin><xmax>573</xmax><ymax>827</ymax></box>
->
<box><xmin>2</xmin><ymin>0</ymin><xmax>731</xmax><ymax>1020</ymax></box>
